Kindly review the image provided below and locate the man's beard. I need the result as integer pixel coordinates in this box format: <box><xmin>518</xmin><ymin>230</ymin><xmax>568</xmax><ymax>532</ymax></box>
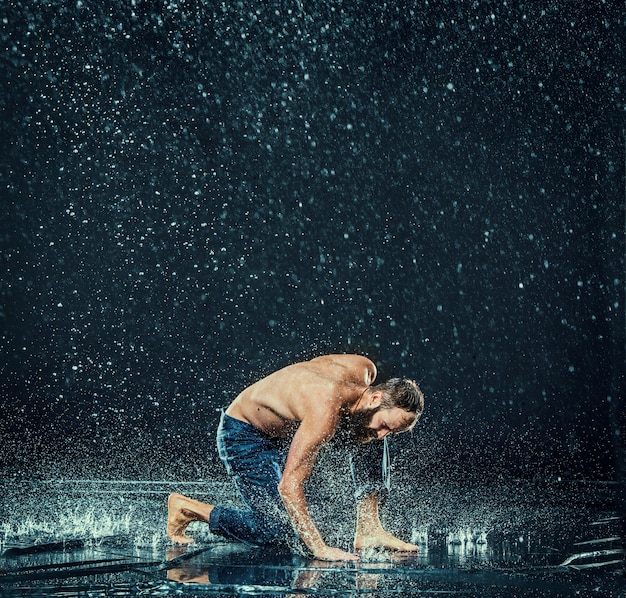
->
<box><xmin>346</xmin><ymin>405</ymin><xmax>380</xmax><ymax>444</ymax></box>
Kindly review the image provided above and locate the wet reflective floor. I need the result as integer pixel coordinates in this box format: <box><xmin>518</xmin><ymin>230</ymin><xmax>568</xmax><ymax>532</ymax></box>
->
<box><xmin>0</xmin><ymin>480</ymin><xmax>624</xmax><ymax>596</ymax></box>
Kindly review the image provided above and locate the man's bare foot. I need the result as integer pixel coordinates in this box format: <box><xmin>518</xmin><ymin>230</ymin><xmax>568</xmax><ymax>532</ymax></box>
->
<box><xmin>166</xmin><ymin>493</ymin><xmax>214</xmax><ymax>545</ymax></box>
<box><xmin>354</xmin><ymin>495</ymin><xmax>418</xmax><ymax>552</ymax></box>
<box><xmin>354</xmin><ymin>527</ymin><xmax>419</xmax><ymax>551</ymax></box>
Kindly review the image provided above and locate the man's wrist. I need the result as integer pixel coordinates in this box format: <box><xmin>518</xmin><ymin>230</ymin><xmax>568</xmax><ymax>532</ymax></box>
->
<box><xmin>300</xmin><ymin>530</ymin><xmax>327</xmax><ymax>555</ymax></box>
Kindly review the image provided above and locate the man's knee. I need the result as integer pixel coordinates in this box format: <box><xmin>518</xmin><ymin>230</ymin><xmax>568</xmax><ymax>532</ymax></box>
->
<box><xmin>253</xmin><ymin>513</ymin><xmax>294</xmax><ymax>546</ymax></box>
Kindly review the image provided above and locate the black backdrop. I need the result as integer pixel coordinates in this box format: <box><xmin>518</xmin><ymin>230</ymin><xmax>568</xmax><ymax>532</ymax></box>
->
<box><xmin>1</xmin><ymin>1</ymin><xmax>624</xmax><ymax>483</ymax></box>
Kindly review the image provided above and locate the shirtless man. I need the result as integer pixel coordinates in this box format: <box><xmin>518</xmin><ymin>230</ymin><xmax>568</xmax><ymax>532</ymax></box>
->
<box><xmin>167</xmin><ymin>354</ymin><xmax>424</xmax><ymax>561</ymax></box>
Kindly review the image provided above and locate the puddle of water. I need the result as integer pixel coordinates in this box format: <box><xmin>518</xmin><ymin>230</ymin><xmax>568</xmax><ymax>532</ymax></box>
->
<box><xmin>0</xmin><ymin>479</ymin><xmax>623</xmax><ymax>596</ymax></box>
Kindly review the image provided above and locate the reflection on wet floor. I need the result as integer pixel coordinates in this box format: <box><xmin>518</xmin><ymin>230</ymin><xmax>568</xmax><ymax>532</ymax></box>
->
<box><xmin>0</xmin><ymin>479</ymin><xmax>624</xmax><ymax>596</ymax></box>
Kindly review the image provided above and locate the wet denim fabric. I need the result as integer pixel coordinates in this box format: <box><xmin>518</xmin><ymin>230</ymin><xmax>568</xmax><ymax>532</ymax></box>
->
<box><xmin>209</xmin><ymin>411</ymin><xmax>390</xmax><ymax>547</ymax></box>
<box><xmin>209</xmin><ymin>413</ymin><xmax>294</xmax><ymax>546</ymax></box>
<box><xmin>348</xmin><ymin>435</ymin><xmax>391</xmax><ymax>503</ymax></box>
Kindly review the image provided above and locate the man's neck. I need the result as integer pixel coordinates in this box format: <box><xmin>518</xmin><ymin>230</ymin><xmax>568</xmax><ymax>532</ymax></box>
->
<box><xmin>350</xmin><ymin>387</ymin><xmax>370</xmax><ymax>414</ymax></box>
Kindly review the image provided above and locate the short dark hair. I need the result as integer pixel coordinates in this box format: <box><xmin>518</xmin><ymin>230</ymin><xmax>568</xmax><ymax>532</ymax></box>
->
<box><xmin>374</xmin><ymin>378</ymin><xmax>424</xmax><ymax>415</ymax></box>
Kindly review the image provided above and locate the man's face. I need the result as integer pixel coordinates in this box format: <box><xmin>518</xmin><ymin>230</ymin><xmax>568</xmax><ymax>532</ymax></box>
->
<box><xmin>351</xmin><ymin>405</ymin><xmax>417</xmax><ymax>443</ymax></box>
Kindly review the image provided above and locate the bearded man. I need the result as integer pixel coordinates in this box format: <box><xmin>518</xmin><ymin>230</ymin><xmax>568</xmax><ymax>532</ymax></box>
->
<box><xmin>167</xmin><ymin>354</ymin><xmax>424</xmax><ymax>561</ymax></box>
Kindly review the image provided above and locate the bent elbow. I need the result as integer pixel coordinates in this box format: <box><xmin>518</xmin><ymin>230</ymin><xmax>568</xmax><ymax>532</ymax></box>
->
<box><xmin>278</xmin><ymin>477</ymin><xmax>300</xmax><ymax>501</ymax></box>
<box><xmin>277</xmin><ymin>478</ymin><xmax>286</xmax><ymax>497</ymax></box>
<box><xmin>277</xmin><ymin>478</ymin><xmax>290</xmax><ymax>498</ymax></box>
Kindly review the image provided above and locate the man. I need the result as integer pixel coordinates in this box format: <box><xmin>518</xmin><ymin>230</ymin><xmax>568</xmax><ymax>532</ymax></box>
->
<box><xmin>167</xmin><ymin>354</ymin><xmax>424</xmax><ymax>561</ymax></box>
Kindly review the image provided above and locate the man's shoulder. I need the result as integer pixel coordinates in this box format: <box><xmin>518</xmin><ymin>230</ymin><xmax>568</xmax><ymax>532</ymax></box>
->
<box><xmin>308</xmin><ymin>353</ymin><xmax>374</xmax><ymax>367</ymax></box>
<box><xmin>306</xmin><ymin>354</ymin><xmax>377</xmax><ymax>383</ymax></box>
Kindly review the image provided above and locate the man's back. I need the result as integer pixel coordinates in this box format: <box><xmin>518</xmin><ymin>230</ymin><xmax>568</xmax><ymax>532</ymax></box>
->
<box><xmin>226</xmin><ymin>354</ymin><xmax>377</xmax><ymax>437</ymax></box>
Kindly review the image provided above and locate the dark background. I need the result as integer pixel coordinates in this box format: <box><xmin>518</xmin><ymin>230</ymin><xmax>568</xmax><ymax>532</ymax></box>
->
<box><xmin>1</xmin><ymin>1</ymin><xmax>624</xmax><ymax>484</ymax></box>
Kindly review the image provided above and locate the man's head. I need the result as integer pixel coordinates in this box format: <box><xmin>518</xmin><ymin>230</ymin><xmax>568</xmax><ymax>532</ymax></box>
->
<box><xmin>351</xmin><ymin>378</ymin><xmax>424</xmax><ymax>443</ymax></box>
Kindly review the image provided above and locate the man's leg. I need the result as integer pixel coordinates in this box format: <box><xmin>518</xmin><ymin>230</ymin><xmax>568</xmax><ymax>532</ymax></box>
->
<box><xmin>349</xmin><ymin>435</ymin><xmax>392</xmax><ymax>503</ymax></box>
<box><xmin>167</xmin><ymin>414</ymin><xmax>293</xmax><ymax>546</ymax></box>
<box><xmin>209</xmin><ymin>418</ymin><xmax>293</xmax><ymax>546</ymax></box>
<box><xmin>349</xmin><ymin>438</ymin><xmax>418</xmax><ymax>551</ymax></box>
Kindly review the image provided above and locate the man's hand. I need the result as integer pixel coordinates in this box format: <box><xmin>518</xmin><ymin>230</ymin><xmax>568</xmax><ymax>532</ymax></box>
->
<box><xmin>313</xmin><ymin>545</ymin><xmax>360</xmax><ymax>562</ymax></box>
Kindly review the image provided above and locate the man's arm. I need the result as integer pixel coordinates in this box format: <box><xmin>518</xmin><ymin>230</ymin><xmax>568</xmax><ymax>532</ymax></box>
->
<box><xmin>278</xmin><ymin>413</ymin><xmax>359</xmax><ymax>561</ymax></box>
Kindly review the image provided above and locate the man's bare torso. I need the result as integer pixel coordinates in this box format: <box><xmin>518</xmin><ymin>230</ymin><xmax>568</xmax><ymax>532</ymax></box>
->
<box><xmin>226</xmin><ymin>354</ymin><xmax>377</xmax><ymax>437</ymax></box>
